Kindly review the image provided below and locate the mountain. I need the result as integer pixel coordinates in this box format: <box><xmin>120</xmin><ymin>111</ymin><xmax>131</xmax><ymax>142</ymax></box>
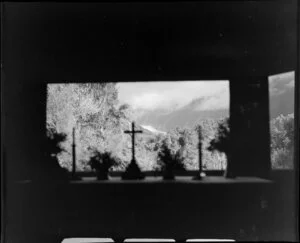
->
<box><xmin>269</xmin><ymin>71</ymin><xmax>294</xmax><ymax>119</ymax></box>
<box><xmin>269</xmin><ymin>88</ymin><xmax>294</xmax><ymax>119</ymax></box>
<box><xmin>135</xmin><ymin>97</ymin><xmax>228</xmax><ymax>132</ymax></box>
<box><xmin>140</xmin><ymin>125</ymin><xmax>167</xmax><ymax>135</ymax></box>
<box><xmin>134</xmin><ymin>83</ymin><xmax>294</xmax><ymax>132</ymax></box>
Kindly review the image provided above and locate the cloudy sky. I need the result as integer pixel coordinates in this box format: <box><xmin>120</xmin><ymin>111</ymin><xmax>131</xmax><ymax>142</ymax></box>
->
<box><xmin>268</xmin><ymin>71</ymin><xmax>294</xmax><ymax>96</ymax></box>
<box><xmin>117</xmin><ymin>81</ymin><xmax>229</xmax><ymax>111</ymax></box>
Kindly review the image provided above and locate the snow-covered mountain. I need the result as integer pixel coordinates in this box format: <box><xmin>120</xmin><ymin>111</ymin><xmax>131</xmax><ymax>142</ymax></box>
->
<box><xmin>135</xmin><ymin>97</ymin><xmax>229</xmax><ymax>132</ymax></box>
<box><xmin>133</xmin><ymin>84</ymin><xmax>294</xmax><ymax>132</ymax></box>
<box><xmin>126</xmin><ymin>72</ymin><xmax>295</xmax><ymax>133</ymax></box>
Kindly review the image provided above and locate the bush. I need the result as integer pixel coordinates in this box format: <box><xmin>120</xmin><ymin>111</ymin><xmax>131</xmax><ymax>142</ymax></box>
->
<box><xmin>89</xmin><ymin>150</ymin><xmax>119</xmax><ymax>179</ymax></box>
<box><xmin>156</xmin><ymin>140</ymin><xmax>186</xmax><ymax>179</ymax></box>
<box><xmin>207</xmin><ymin>118</ymin><xmax>230</xmax><ymax>155</ymax></box>
<box><xmin>271</xmin><ymin>148</ymin><xmax>294</xmax><ymax>169</ymax></box>
<box><xmin>46</xmin><ymin>128</ymin><xmax>67</xmax><ymax>157</ymax></box>
<box><xmin>270</xmin><ymin>114</ymin><xmax>294</xmax><ymax>169</ymax></box>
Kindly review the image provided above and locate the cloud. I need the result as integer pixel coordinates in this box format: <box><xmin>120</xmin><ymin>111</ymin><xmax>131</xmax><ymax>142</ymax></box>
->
<box><xmin>130</xmin><ymin>92</ymin><xmax>168</xmax><ymax>110</ymax></box>
<box><xmin>117</xmin><ymin>81</ymin><xmax>229</xmax><ymax>111</ymax></box>
<box><xmin>195</xmin><ymin>90</ymin><xmax>229</xmax><ymax>111</ymax></box>
<box><xmin>269</xmin><ymin>71</ymin><xmax>294</xmax><ymax>96</ymax></box>
<box><xmin>286</xmin><ymin>79</ymin><xmax>295</xmax><ymax>88</ymax></box>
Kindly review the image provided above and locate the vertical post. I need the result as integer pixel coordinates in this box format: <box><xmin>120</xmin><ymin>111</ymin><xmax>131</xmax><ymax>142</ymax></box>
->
<box><xmin>72</xmin><ymin>127</ymin><xmax>76</xmax><ymax>178</ymax></box>
<box><xmin>194</xmin><ymin>125</ymin><xmax>204</xmax><ymax>180</ymax></box>
<box><xmin>132</xmin><ymin>122</ymin><xmax>135</xmax><ymax>161</ymax></box>
<box><xmin>198</xmin><ymin>125</ymin><xmax>203</xmax><ymax>175</ymax></box>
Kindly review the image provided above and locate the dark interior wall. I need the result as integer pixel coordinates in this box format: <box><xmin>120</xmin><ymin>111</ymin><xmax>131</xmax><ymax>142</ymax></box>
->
<box><xmin>3</xmin><ymin>1</ymin><xmax>297</xmax><ymax>82</ymax></box>
<box><xmin>268</xmin><ymin>170</ymin><xmax>298</xmax><ymax>240</ymax></box>
<box><xmin>230</xmin><ymin>78</ymin><xmax>271</xmax><ymax>178</ymax></box>
<box><xmin>6</xmin><ymin>175</ymin><xmax>296</xmax><ymax>242</ymax></box>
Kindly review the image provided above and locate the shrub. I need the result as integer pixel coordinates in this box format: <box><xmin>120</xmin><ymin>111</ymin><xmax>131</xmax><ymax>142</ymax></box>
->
<box><xmin>207</xmin><ymin>118</ymin><xmax>230</xmax><ymax>155</ymax></box>
<box><xmin>46</xmin><ymin>128</ymin><xmax>67</xmax><ymax>157</ymax></box>
<box><xmin>271</xmin><ymin>148</ymin><xmax>294</xmax><ymax>169</ymax></box>
<box><xmin>156</xmin><ymin>140</ymin><xmax>186</xmax><ymax>179</ymax></box>
<box><xmin>89</xmin><ymin>150</ymin><xmax>118</xmax><ymax>179</ymax></box>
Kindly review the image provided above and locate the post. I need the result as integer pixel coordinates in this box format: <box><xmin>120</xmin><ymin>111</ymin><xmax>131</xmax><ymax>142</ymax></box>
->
<box><xmin>198</xmin><ymin>126</ymin><xmax>203</xmax><ymax>175</ymax></box>
<box><xmin>72</xmin><ymin>127</ymin><xmax>76</xmax><ymax>178</ymax></box>
<box><xmin>132</xmin><ymin>122</ymin><xmax>135</xmax><ymax>161</ymax></box>
<box><xmin>193</xmin><ymin>125</ymin><xmax>204</xmax><ymax>180</ymax></box>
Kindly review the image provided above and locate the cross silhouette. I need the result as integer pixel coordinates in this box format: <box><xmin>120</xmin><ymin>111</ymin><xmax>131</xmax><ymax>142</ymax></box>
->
<box><xmin>124</xmin><ymin>122</ymin><xmax>143</xmax><ymax>162</ymax></box>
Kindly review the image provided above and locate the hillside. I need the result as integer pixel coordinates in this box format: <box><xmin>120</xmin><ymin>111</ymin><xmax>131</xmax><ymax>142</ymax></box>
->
<box><xmin>135</xmin><ymin>97</ymin><xmax>228</xmax><ymax>132</ymax></box>
<box><xmin>135</xmin><ymin>82</ymin><xmax>294</xmax><ymax>131</ymax></box>
<box><xmin>270</xmin><ymin>88</ymin><xmax>294</xmax><ymax>119</ymax></box>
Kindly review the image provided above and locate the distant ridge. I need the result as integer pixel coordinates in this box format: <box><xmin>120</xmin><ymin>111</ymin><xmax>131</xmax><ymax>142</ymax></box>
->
<box><xmin>134</xmin><ymin>83</ymin><xmax>294</xmax><ymax>131</ymax></box>
<box><xmin>270</xmin><ymin>88</ymin><xmax>294</xmax><ymax>119</ymax></box>
<box><xmin>135</xmin><ymin>97</ymin><xmax>228</xmax><ymax>131</ymax></box>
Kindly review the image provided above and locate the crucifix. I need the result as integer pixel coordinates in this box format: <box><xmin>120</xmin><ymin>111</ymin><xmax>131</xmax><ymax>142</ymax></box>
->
<box><xmin>122</xmin><ymin>121</ymin><xmax>145</xmax><ymax>180</ymax></box>
<box><xmin>124</xmin><ymin>122</ymin><xmax>143</xmax><ymax>162</ymax></box>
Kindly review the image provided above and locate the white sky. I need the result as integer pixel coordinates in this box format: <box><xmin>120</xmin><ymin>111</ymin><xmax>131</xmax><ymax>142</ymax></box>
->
<box><xmin>116</xmin><ymin>81</ymin><xmax>229</xmax><ymax>111</ymax></box>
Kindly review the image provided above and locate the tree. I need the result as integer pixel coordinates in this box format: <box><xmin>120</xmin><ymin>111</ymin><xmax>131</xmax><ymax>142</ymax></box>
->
<box><xmin>270</xmin><ymin>113</ymin><xmax>294</xmax><ymax>169</ymax></box>
<box><xmin>42</xmin><ymin>128</ymin><xmax>69</xmax><ymax>180</ymax></box>
<box><xmin>47</xmin><ymin>83</ymin><xmax>129</xmax><ymax>171</ymax></box>
<box><xmin>207</xmin><ymin>118</ymin><xmax>234</xmax><ymax>178</ymax></box>
<box><xmin>46</xmin><ymin>128</ymin><xmax>67</xmax><ymax>157</ymax></box>
<box><xmin>88</xmin><ymin>149</ymin><xmax>119</xmax><ymax>180</ymax></box>
<box><xmin>156</xmin><ymin>139</ymin><xmax>186</xmax><ymax>179</ymax></box>
<box><xmin>207</xmin><ymin>118</ymin><xmax>230</xmax><ymax>155</ymax></box>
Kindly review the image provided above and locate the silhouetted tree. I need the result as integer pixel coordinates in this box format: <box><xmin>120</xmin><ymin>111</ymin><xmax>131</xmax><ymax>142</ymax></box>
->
<box><xmin>46</xmin><ymin>128</ymin><xmax>67</xmax><ymax>157</ymax></box>
<box><xmin>207</xmin><ymin>118</ymin><xmax>234</xmax><ymax>178</ymax></box>
<box><xmin>44</xmin><ymin>128</ymin><xmax>69</xmax><ymax>180</ymax></box>
<box><xmin>207</xmin><ymin>118</ymin><xmax>230</xmax><ymax>154</ymax></box>
<box><xmin>157</xmin><ymin>140</ymin><xmax>186</xmax><ymax>180</ymax></box>
<box><xmin>89</xmin><ymin>149</ymin><xmax>118</xmax><ymax>180</ymax></box>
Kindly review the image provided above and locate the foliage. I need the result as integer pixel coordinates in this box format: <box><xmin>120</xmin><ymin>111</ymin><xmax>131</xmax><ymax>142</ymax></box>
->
<box><xmin>207</xmin><ymin>118</ymin><xmax>230</xmax><ymax>155</ymax></box>
<box><xmin>271</xmin><ymin>148</ymin><xmax>294</xmax><ymax>169</ymax></box>
<box><xmin>89</xmin><ymin>149</ymin><xmax>118</xmax><ymax>174</ymax></box>
<box><xmin>270</xmin><ymin>113</ymin><xmax>294</xmax><ymax>169</ymax></box>
<box><xmin>156</xmin><ymin>139</ymin><xmax>186</xmax><ymax>175</ymax></box>
<box><xmin>47</xmin><ymin>83</ymin><xmax>131</xmax><ymax>171</ymax></box>
<box><xmin>46</xmin><ymin>128</ymin><xmax>67</xmax><ymax>157</ymax></box>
